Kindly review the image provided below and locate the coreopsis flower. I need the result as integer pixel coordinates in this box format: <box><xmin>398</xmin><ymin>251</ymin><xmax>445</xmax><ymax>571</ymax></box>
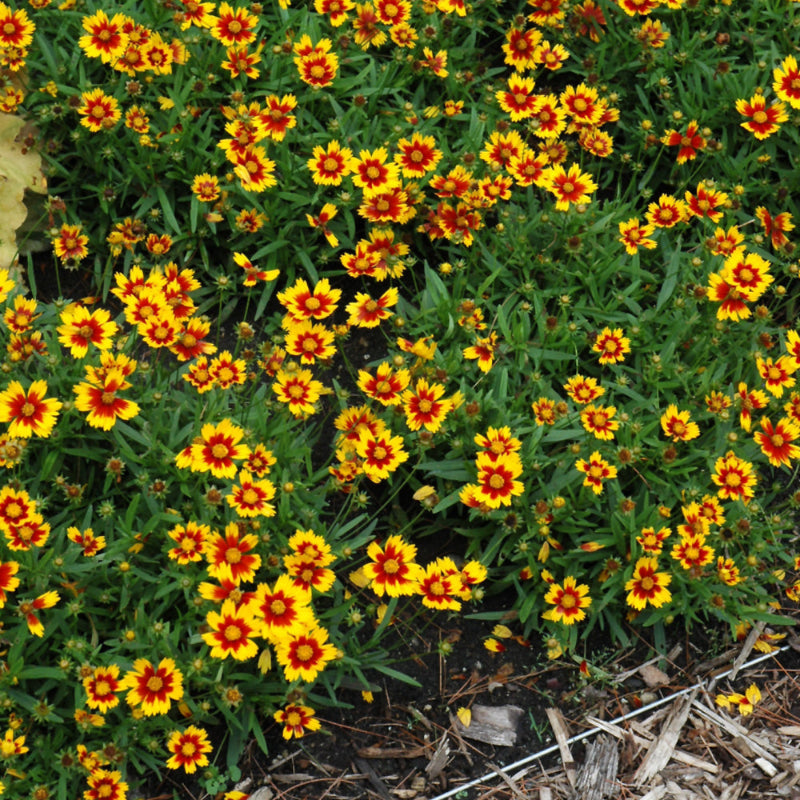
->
<box><xmin>502</xmin><ymin>27</ymin><xmax>541</xmax><ymax>70</ymax></box>
<box><xmin>306</xmin><ymin>203</ymin><xmax>339</xmax><ymax>247</ymax></box>
<box><xmin>735</xmin><ymin>383</ymin><xmax>768</xmax><ymax>432</ymax></box>
<box><xmin>335</xmin><ymin>405</ymin><xmax>384</xmax><ymax>444</ymax></box>
<box><xmin>542</xmin><ymin>576</ymin><xmax>591</xmax><ymax>625</ymax></box>
<box><xmin>463</xmin><ymin>332</ymin><xmax>498</xmax><ymax>372</ymax></box>
<box><xmin>295</xmin><ymin>45</ymin><xmax>338</xmax><ymax>87</ymax></box>
<box><xmin>288</xmin><ymin>528</ymin><xmax>333</xmax><ymax>564</ymax></box>
<box><xmin>284</xmin><ymin>320</ymin><xmax>336</xmax><ymax>365</ymax></box>
<box><xmin>480</xmin><ymin>130</ymin><xmax>525</xmax><ymax>170</ymax></box>
<box><xmin>617</xmin><ymin>0</ymin><xmax>660</xmax><ymax>13</ymax></box>
<box><xmin>564</xmin><ymin>375</ymin><xmax>605</xmax><ymax>404</ymax></box>
<box><xmin>351</xmin><ymin>2</ymin><xmax>387</xmax><ymax>48</ymax></box>
<box><xmin>274</xmin><ymin>626</ymin><xmax>338</xmax><ymax>682</ymax></box>
<box><xmin>575</xmin><ymin>451</ymin><xmax>617</xmax><ymax>494</ymax></box>
<box><xmin>0</xmin><ymin>726</ymin><xmax>28</xmax><ymax>757</ymax></box>
<box><xmin>716</xmin><ymin>684</ymin><xmax>761</xmax><ymax>716</ymax></box>
<box><xmin>254</xmin><ymin>574</ymin><xmax>316</xmax><ymax>644</ymax></box>
<box><xmin>736</xmin><ymin>94</ymin><xmax>788</xmax><ymax>139</ymax></box>
<box><xmin>52</xmin><ymin>224</ymin><xmax>89</xmax><ymax>262</ymax></box>
<box><xmin>204</xmin><ymin>522</ymin><xmax>261</xmax><ymax>584</ymax></box>
<box><xmin>84</xmin><ymin>769</ymin><xmax>128</xmax><ymax>800</ymax></box>
<box><xmin>355</xmin><ymin>429</ymin><xmax>409</xmax><ymax>482</ymax></box>
<box><xmin>417</xmin><ymin>557</ymin><xmax>464</xmax><ymax>610</ymax></box>
<box><xmin>364</xmin><ymin>535</ymin><xmax>424</xmax><ymax>596</ymax></box>
<box><xmin>221</xmin><ymin>43</ymin><xmax>262</xmax><ymax>79</ymax></box>
<box><xmin>351</xmin><ymin>147</ymin><xmax>401</xmax><ymax>196</ymax></box>
<box><xmin>77</xmin><ymin>88</ymin><xmax>121</xmax><ymax>132</ymax></box>
<box><xmin>390</xmin><ymin>21</ymin><xmax>417</xmax><ymax>47</ymax></box>
<box><xmin>184</xmin><ymin>357</ymin><xmax>216</xmax><ymax>393</ymax></box>
<box><xmin>671</xmin><ymin>533</ymin><xmax>714</xmax><ymax>570</ymax></box>
<box><xmin>785</xmin><ymin>392</ymin><xmax>800</xmax><ymax>425</ymax></box>
<box><xmin>528</xmin><ymin>0</ymin><xmax>566</xmax><ymax>23</ymax></box>
<box><xmin>755</xmin><ymin>206</ymin><xmax>794</xmax><ymax>250</ymax></box>
<box><xmin>124</xmin><ymin>105</ymin><xmax>150</xmax><ymax>133</ymax></box>
<box><xmin>166</xmin><ymin>725</ymin><xmax>213</xmax><ymax>773</ymax></box>
<box><xmin>3</xmin><ymin>296</ymin><xmax>36</xmax><ymax>334</ymax></box>
<box><xmin>0</xmin><ymin>3</ymin><xmax>33</xmax><ymax>50</ymax></box>
<box><xmin>176</xmin><ymin>0</ymin><xmax>216</xmax><ymax>29</ymax></box>
<box><xmin>508</xmin><ymin>148</ymin><xmax>548</xmax><ymax>186</ymax></box>
<box><xmin>73</xmin><ymin>369</ymin><xmax>139</xmax><ymax>430</ymax></box>
<box><xmin>357</xmin><ymin>362</ymin><xmax>409</xmax><ymax>405</ymax></box>
<box><xmin>141</xmin><ymin>33</ymin><xmax>174</xmax><ymax>74</ymax></box>
<box><xmin>57</xmin><ymin>305</ymin><xmax>117</xmax><ymax>358</ymax></box>
<box><xmin>636</xmin><ymin>526</ymin><xmax>671</xmax><ymax>555</ymax></box>
<box><xmin>226</xmin><ymin>470</ymin><xmax>276</xmax><ymax>518</ymax></box>
<box><xmin>359</xmin><ymin>186</ymin><xmax>413</xmax><ymax>224</ymax></box>
<box><xmin>722</xmin><ymin>249</ymin><xmax>773</xmax><ymax>300</ymax></box>
<box><xmin>421</xmin><ymin>46</ymin><xmax>448</xmax><ymax>77</ymax></box>
<box><xmin>661</xmin><ymin>119</ymin><xmax>706</xmax><ymax>163</ymax></box>
<box><xmin>711</xmin><ymin>450</ymin><xmax>756</xmax><ymax>504</ymax></box>
<box><xmin>618</xmin><ymin>218</ymin><xmax>657</xmax><ymax>254</ymax></box>
<box><xmin>535</xmin><ymin>39</ymin><xmax>570</xmax><ymax>68</ymax></box>
<box><xmin>530</xmin><ymin>95</ymin><xmax>567</xmax><ymax>139</ymax></box>
<box><xmin>757</xmin><ymin>355</ymin><xmax>798</xmax><ymax>397</ymax></box>
<box><xmin>394</xmin><ymin>132</ymin><xmax>442</xmax><ymax>178</ymax></box>
<box><xmin>685</xmin><ymin>182</ymin><xmax>728</xmax><ymax>223</ymax></box>
<box><xmin>402</xmin><ymin>378</ymin><xmax>453</xmax><ymax>432</ymax></box>
<box><xmin>190</xmin><ymin>173</ymin><xmax>220</xmax><ymax>202</ymax></box>
<box><xmin>121</xmin><ymin>658</ymin><xmax>183</xmax><ymax>716</ymax></box>
<box><xmin>496</xmin><ymin>74</ymin><xmax>538</xmax><ymax>121</ymax></box>
<box><xmin>0</xmin><ymin>380</ymin><xmax>61</xmax><ymax>438</ymax></box>
<box><xmin>83</xmin><ymin>665</ymin><xmax>121</xmax><ymax>712</ymax></box>
<box><xmin>203</xmin><ymin>599</ymin><xmax>260</xmax><ymax>661</ymax></box>
<box><xmin>660</xmin><ymin>404</ymin><xmax>700</xmax><ymax>442</ymax></box>
<box><xmin>166</xmin><ymin>521</ymin><xmax>209</xmax><ymax>564</ymax></box>
<box><xmin>753</xmin><ymin>416</ymin><xmax>800</xmax><ymax>467</ymax></box>
<box><xmin>484</xmin><ymin>638</ymin><xmax>506</xmax><ymax>653</ymax></box>
<box><xmin>3</xmin><ymin>512</ymin><xmax>49</xmax><ymax>551</ymax></box>
<box><xmin>625</xmin><ymin>558</ymin><xmax>672</xmax><ymax>610</ymax></box>
<box><xmin>475</xmin><ymin>451</ymin><xmax>524</xmax><ymax>508</ymax></box>
<box><xmin>232</xmin><ymin>252</ymin><xmax>279</xmax><ymax>288</ymax></box>
<box><xmin>637</xmin><ymin>17</ymin><xmax>669</xmax><ymax>47</ymax></box>
<box><xmin>307</xmin><ymin>140</ymin><xmax>354</xmax><ymax>186</ymax></box>
<box><xmin>646</xmin><ymin>194</ymin><xmax>688</xmax><ymax>229</ymax></box>
<box><xmin>67</xmin><ymin>526</ymin><xmax>106</xmax><ymax>557</ymax></box>
<box><xmin>315</xmin><ymin>0</ymin><xmax>355</xmax><ymax>24</ymax></box>
<box><xmin>20</xmin><ymin>590</ymin><xmax>59</xmax><ymax>636</ymax></box>
<box><xmin>773</xmin><ymin>55</ymin><xmax>800</xmax><ymax>109</ymax></box>
<box><xmin>709</xmin><ymin>225</ymin><xmax>744</xmax><ymax>257</ymax></box>
<box><xmin>593</xmin><ymin>327</ymin><xmax>630</xmax><ymax>365</ymax></box>
<box><xmin>210</xmin><ymin>2</ymin><xmax>258</xmax><ymax>45</ymax></box>
<box><xmin>474</xmin><ymin>427</ymin><xmax>522</xmax><ymax>459</ymax></box>
<box><xmin>139</xmin><ymin>312</ymin><xmax>182</xmax><ymax>349</ymax></box>
<box><xmin>699</xmin><ymin>494</ymin><xmax>726</xmax><ymax>526</ymax></box>
<box><xmin>346</xmin><ymin>287</ymin><xmax>398</xmax><ymax>328</ymax></box>
<box><xmin>532</xmin><ymin>397</ymin><xmax>557</xmax><ymax>425</ymax></box>
<box><xmin>231</xmin><ymin>145</ymin><xmax>277</xmax><ymax>192</ymax></box>
<box><xmin>0</xmin><ymin>560</ymin><xmax>19</xmax><ymax>607</ymax></box>
<box><xmin>0</xmin><ymin>486</ymin><xmax>34</xmax><ymax>528</ymax></box>
<box><xmin>707</xmin><ymin>272</ymin><xmax>751</xmax><ymax>322</ymax></box>
<box><xmin>284</xmin><ymin>552</ymin><xmax>336</xmax><ymax>596</ymax></box>
<box><xmin>560</xmin><ymin>83</ymin><xmax>603</xmax><ymax>125</ymax></box>
<box><xmin>244</xmin><ymin>443</ymin><xmax>275</xmax><ymax>477</ymax></box>
<box><xmin>580</xmin><ymin>403</ymin><xmax>619</xmax><ymax>440</ymax></box>
<box><xmin>275</xmin><ymin>704</ymin><xmax>321</xmax><ymax>740</ymax></box>
<box><xmin>541</xmin><ymin>163</ymin><xmax>597</xmax><ymax>211</ymax></box>
<box><xmin>171</xmin><ymin>318</ymin><xmax>216</xmax><ymax>362</ymax></box>
<box><xmin>716</xmin><ymin>557</ymin><xmax>741</xmax><ymax>587</ymax></box>
<box><xmin>272</xmin><ymin>368</ymin><xmax>324</xmax><ymax>417</ymax></box>
<box><xmin>278</xmin><ymin>278</ymin><xmax>342</xmax><ymax>320</ymax></box>
<box><xmin>578</xmin><ymin>127</ymin><xmax>614</xmax><ymax>158</ymax></box>
<box><xmin>187</xmin><ymin>419</ymin><xmax>250</xmax><ymax>479</ymax></box>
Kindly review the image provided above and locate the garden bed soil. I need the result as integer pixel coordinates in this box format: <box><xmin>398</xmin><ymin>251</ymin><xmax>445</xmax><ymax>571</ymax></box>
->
<box><xmin>149</xmin><ymin>599</ymin><xmax>800</xmax><ymax>800</ymax></box>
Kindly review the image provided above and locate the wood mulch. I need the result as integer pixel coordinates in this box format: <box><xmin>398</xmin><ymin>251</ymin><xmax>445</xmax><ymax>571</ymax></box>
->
<box><xmin>208</xmin><ymin>620</ymin><xmax>800</xmax><ymax>800</ymax></box>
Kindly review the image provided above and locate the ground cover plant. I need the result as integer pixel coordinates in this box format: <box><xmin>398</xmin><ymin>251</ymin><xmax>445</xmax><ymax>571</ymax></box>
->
<box><xmin>0</xmin><ymin>0</ymin><xmax>800</xmax><ymax>796</ymax></box>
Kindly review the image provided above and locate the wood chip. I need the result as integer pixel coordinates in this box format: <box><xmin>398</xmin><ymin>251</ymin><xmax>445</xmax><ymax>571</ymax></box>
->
<box><xmin>640</xmin><ymin>663</ymin><xmax>670</xmax><ymax>688</ymax></box>
<box><xmin>356</xmin><ymin>745</ymin><xmax>427</xmax><ymax>759</ymax></box>
<box><xmin>539</xmin><ymin>788</ymin><xmax>552</xmax><ymax>800</ymax></box>
<box><xmin>728</xmin><ymin>620</ymin><xmax>766</xmax><ymax>682</ymax></box>
<box><xmin>633</xmin><ymin>691</ymin><xmax>697</xmax><ymax>786</ymax></box>
<box><xmin>546</xmin><ymin>707</ymin><xmax>576</xmax><ymax>788</ymax></box>
<box><xmin>453</xmin><ymin>704</ymin><xmax>524</xmax><ymax>747</ymax></box>
<box><xmin>572</xmin><ymin>734</ymin><xmax>618</xmax><ymax>800</ymax></box>
<box><xmin>755</xmin><ymin>757</ymin><xmax>779</xmax><ymax>778</ymax></box>
<box><xmin>425</xmin><ymin>734</ymin><xmax>449</xmax><ymax>780</ymax></box>
<box><xmin>639</xmin><ymin>785</ymin><xmax>668</xmax><ymax>800</ymax></box>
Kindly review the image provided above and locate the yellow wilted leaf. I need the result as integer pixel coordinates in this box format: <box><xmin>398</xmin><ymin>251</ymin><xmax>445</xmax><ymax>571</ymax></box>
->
<box><xmin>492</xmin><ymin>624</ymin><xmax>513</xmax><ymax>639</ymax></box>
<box><xmin>456</xmin><ymin>707</ymin><xmax>471</xmax><ymax>727</ymax></box>
<box><xmin>0</xmin><ymin>114</ymin><xmax>46</xmax><ymax>269</ymax></box>
<box><xmin>348</xmin><ymin>566</ymin><xmax>371</xmax><ymax>588</ymax></box>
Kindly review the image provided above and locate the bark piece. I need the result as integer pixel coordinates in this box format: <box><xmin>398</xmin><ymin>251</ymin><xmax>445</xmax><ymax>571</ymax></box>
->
<box><xmin>572</xmin><ymin>734</ymin><xmax>618</xmax><ymax>800</ymax></box>
<box><xmin>453</xmin><ymin>704</ymin><xmax>524</xmax><ymax>747</ymax></box>
<box><xmin>633</xmin><ymin>691</ymin><xmax>696</xmax><ymax>786</ymax></box>
<box><xmin>425</xmin><ymin>733</ymin><xmax>449</xmax><ymax>780</ymax></box>
<box><xmin>546</xmin><ymin>707</ymin><xmax>576</xmax><ymax>788</ymax></box>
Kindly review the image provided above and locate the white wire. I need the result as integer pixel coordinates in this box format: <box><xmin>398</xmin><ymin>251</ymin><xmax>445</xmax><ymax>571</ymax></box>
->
<box><xmin>428</xmin><ymin>645</ymin><xmax>790</xmax><ymax>800</ymax></box>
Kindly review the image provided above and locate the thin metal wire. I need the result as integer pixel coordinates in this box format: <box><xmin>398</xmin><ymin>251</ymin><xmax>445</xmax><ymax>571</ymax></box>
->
<box><xmin>428</xmin><ymin>645</ymin><xmax>789</xmax><ymax>800</ymax></box>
